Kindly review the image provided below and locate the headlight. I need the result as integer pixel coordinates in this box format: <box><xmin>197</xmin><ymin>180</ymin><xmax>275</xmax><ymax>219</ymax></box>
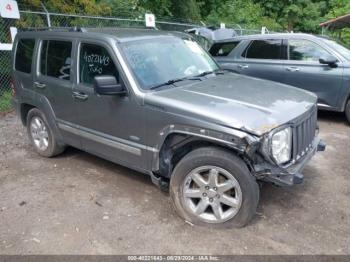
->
<box><xmin>271</xmin><ymin>127</ymin><xmax>292</xmax><ymax>165</ymax></box>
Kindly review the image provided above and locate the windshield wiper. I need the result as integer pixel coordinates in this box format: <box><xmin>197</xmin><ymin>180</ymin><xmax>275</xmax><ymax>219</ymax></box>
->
<box><xmin>193</xmin><ymin>69</ymin><xmax>225</xmax><ymax>78</ymax></box>
<box><xmin>195</xmin><ymin>70</ymin><xmax>216</xmax><ymax>77</ymax></box>
<box><xmin>149</xmin><ymin>76</ymin><xmax>200</xmax><ymax>90</ymax></box>
<box><xmin>149</xmin><ymin>69</ymin><xmax>228</xmax><ymax>90</ymax></box>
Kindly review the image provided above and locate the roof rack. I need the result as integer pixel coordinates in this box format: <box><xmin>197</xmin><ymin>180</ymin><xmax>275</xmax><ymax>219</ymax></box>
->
<box><xmin>19</xmin><ymin>26</ymin><xmax>86</xmax><ymax>32</ymax></box>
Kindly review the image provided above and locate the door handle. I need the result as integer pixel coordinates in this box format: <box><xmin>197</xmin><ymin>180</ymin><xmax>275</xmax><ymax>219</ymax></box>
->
<box><xmin>72</xmin><ymin>91</ymin><xmax>88</xmax><ymax>101</ymax></box>
<box><xmin>34</xmin><ymin>81</ymin><xmax>46</xmax><ymax>89</ymax></box>
<box><xmin>237</xmin><ymin>64</ymin><xmax>249</xmax><ymax>69</ymax></box>
<box><xmin>286</xmin><ymin>66</ymin><xmax>300</xmax><ymax>72</ymax></box>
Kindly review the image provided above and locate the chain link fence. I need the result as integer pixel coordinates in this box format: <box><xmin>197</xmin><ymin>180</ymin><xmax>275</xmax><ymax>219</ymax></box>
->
<box><xmin>0</xmin><ymin>16</ymin><xmax>14</xmax><ymax>111</ymax></box>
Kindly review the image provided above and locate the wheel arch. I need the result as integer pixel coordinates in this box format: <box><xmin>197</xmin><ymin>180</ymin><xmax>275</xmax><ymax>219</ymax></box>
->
<box><xmin>20</xmin><ymin>103</ymin><xmax>35</xmax><ymax>126</ymax></box>
<box><xmin>153</xmin><ymin>129</ymin><xmax>258</xmax><ymax>179</ymax></box>
<box><xmin>343</xmin><ymin>92</ymin><xmax>350</xmax><ymax>112</ymax></box>
<box><xmin>338</xmin><ymin>77</ymin><xmax>350</xmax><ymax>112</ymax></box>
<box><xmin>19</xmin><ymin>96</ymin><xmax>64</xmax><ymax>144</ymax></box>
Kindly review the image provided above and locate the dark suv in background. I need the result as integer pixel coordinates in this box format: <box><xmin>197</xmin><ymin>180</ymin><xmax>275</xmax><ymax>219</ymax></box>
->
<box><xmin>210</xmin><ymin>33</ymin><xmax>350</xmax><ymax>122</ymax></box>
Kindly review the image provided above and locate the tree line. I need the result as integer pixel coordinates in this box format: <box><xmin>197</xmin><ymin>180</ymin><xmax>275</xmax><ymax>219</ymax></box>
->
<box><xmin>18</xmin><ymin>0</ymin><xmax>350</xmax><ymax>43</ymax></box>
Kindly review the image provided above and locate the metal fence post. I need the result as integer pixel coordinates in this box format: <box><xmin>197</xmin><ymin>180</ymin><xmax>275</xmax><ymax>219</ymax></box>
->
<box><xmin>40</xmin><ymin>2</ymin><xmax>51</xmax><ymax>27</ymax></box>
<box><xmin>235</xmin><ymin>24</ymin><xmax>242</xmax><ymax>35</ymax></box>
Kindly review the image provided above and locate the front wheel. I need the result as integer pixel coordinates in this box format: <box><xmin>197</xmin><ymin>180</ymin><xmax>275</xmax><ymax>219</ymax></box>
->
<box><xmin>170</xmin><ymin>147</ymin><xmax>259</xmax><ymax>228</ymax></box>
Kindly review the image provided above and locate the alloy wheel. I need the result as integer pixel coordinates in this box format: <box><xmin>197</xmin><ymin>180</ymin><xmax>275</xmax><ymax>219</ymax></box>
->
<box><xmin>30</xmin><ymin>116</ymin><xmax>49</xmax><ymax>151</ymax></box>
<box><xmin>182</xmin><ymin>165</ymin><xmax>242</xmax><ymax>223</ymax></box>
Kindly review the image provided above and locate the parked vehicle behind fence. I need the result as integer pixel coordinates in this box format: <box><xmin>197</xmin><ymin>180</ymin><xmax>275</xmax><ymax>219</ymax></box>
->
<box><xmin>209</xmin><ymin>33</ymin><xmax>350</xmax><ymax>123</ymax></box>
<box><xmin>12</xmin><ymin>28</ymin><xmax>325</xmax><ymax>227</ymax></box>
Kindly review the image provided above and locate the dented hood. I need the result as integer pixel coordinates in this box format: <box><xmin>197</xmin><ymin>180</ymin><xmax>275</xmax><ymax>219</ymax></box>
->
<box><xmin>146</xmin><ymin>73</ymin><xmax>317</xmax><ymax>136</ymax></box>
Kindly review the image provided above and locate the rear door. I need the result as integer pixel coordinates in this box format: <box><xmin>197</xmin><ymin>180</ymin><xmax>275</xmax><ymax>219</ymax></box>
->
<box><xmin>283</xmin><ymin>39</ymin><xmax>343</xmax><ymax>108</ymax></box>
<box><xmin>235</xmin><ymin>39</ymin><xmax>286</xmax><ymax>82</ymax></box>
<box><xmin>34</xmin><ymin>38</ymin><xmax>80</xmax><ymax>148</ymax></box>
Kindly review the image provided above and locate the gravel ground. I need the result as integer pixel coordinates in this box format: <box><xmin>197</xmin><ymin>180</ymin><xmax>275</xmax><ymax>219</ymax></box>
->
<box><xmin>0</xmin><ymin>110</ymin><xmax>349</xmax><ymax>255</ymax></box>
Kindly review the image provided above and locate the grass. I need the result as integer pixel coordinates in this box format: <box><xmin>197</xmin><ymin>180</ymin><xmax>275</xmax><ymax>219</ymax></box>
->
<box><xmin>0</xmin><ymin>91</ymin><xmax>13</xmax><ymax>113</ymax></box>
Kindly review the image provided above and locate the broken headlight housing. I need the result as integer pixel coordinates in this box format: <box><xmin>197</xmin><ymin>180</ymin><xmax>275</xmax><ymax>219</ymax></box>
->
<box><xmin>271</xmin><ymin>127</ymin><xmax>292</xmax><ymax>165</ymax></box>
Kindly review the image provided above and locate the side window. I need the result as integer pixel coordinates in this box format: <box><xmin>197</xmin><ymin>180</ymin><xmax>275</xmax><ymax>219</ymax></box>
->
<box><xmin>15</xmin><ymin>39</ymin><xmax>35</xmax><ymax>73</ymax></box>
<box><xmin>209</xmin><ymin>41</ymin><xmax>240</xmax><ymax>56</ymax></box>
<box><xmin>289</xmin><ymin>39</ymin><xmax>331</xmax><ymax>61</ymax></box>
<box><xmin>40</xmin><ymin>40</ymin><xmax>72</xmax><ymax>80</ymax></box>
<box><xmin>79</xmin><ymin>43</ymin><xmax>119</xmax><ymax>86</ymax></box>
<box><xmin>245</xmin><ymin>39</ymin><xmax>282</xmax><ymax>59</ymax></box>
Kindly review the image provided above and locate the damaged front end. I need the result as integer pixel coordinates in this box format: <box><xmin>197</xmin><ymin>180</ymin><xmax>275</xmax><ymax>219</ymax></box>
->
<box><xmin>248</xmin><ymin>106</ymin><xmax>326</xmax><ymax>186</ymax></box>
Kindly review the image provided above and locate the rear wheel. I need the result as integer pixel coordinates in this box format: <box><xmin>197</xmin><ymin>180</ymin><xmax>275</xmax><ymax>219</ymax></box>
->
<box><xmin>170</xmin><ymin>147</ymin><xmax>259</xmax><ymax>228</ymax></box>
<box><xmin>27</xmin><ymin>108</ymin><xmax>65</xmax><ymax>157</ymax></box>
<box><xmin>345</xmin><ymin>99</ymin><xmax>350</xmax><ymax>124</ymax></box>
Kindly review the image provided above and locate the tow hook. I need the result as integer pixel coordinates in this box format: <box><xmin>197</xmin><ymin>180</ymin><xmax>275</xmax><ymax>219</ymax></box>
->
<box><xmin>293</xmin><ymin>172</ymin><xmax>304</xmax><ymax>184</ymax></box>
<box><xmin>317</xmin><ymin>140</ymin><xmax>326</xmax><ymax>152</ymax></box>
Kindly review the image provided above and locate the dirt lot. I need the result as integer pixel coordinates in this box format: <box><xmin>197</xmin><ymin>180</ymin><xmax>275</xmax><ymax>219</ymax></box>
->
<box><xmin>0</xmin><ymin>110</ymin><xmax>349</xmax><ymax>255</ymax></box>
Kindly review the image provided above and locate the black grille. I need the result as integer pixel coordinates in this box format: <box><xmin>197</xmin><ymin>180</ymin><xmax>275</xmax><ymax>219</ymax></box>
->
<box><xmin>292</xmin><ymin>107</ymin><xmax>317</xmax><ymax>160</ymax></box>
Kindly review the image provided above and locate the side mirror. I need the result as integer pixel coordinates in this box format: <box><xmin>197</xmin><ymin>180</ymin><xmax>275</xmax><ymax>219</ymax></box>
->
<box><xmin>319</xmin><ymin>55</ymin><xmax>338</xmax><ymax>67</ymax></box>
<box><xmin>94</xmin><ymin>75</ymin><xmax>126</xmax><ymax>95</ymax></box>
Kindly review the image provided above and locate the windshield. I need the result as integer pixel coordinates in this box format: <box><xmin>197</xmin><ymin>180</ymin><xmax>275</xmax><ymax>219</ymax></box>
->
<box><xmin>323</xmin><ymin>38</ymin><xmax>350</xmax><ymax>61</ymax></box>
<box><xmin>121</xmin><ymin>37</ymin><xmax>219</xmax><ymax>90</ymax></box>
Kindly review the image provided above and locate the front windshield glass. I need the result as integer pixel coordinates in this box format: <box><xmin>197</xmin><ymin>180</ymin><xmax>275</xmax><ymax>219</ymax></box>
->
<box><xmin>121</xmin><ymin>37</ymin><xmax>219</xmax><ymax>90</ymax></box>
<box><xmin>323</xmin><ymin>38</ymin><xmax>350</xmax><ymax>61</ymax></box>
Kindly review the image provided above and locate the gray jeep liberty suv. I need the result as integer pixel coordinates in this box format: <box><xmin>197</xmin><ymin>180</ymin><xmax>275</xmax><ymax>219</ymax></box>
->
<box><xmin>12</xmin><ymin>27</ymin><xmax>325</xmax><ymax>227</ymax></box>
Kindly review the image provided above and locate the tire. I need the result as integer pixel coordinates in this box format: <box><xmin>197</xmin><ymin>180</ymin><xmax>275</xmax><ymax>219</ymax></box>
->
<box><xmin>345</xmin><ymin>99</ymin><xmax>350</xmax><ymax>124</ymax></box>
<box><xmin>26</xmin><ymin>108</ymin><xmax>65</xmax><ymax>157</ymax></box>
<box><xmin>170</xmin><ymin>147</ymin><xmax>259</xmax><ymax>228</ymax></box>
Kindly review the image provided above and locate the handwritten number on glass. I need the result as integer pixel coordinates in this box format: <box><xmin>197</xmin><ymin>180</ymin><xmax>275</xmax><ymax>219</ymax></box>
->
<box><xmin>83</xmin><ymin>52</ymin><xmax>110</xmax><ymax>74</ymax></box>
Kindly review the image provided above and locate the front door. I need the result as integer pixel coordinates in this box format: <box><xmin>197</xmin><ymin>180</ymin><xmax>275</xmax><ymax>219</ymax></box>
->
<box><xmin>283</xmin><ymin>39</ymin><xmax>343</xmax><ymax>108</ymax></box>
<box><xmin>72</xmin><ymin>41</ymin><xmax>147</xmax><ymax>171</ymax></box>
<box><xmin>34</xmin><ymin>38</ymin><xmax>80</xmax><ymax>148</ymax></box>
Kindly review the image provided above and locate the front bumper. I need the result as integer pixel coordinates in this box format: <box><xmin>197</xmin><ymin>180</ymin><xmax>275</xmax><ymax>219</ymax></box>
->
<box><xmin>256</xmin><ymin>136</ymin><xmax>325</xmax><ymax>186</ymax></box>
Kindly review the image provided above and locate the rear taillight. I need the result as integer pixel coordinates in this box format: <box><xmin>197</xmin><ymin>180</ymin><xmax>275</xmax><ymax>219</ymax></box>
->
<box><xmin>10</xmin><ymin>78</ymin><xmax>15</xmax><ymax>97</ymax></box>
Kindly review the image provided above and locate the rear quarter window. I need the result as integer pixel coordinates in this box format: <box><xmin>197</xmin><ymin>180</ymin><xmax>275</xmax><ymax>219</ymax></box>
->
<box><xmin>210</xmin><ymin>42</ymin><xmax>240</xmax><ymax>56</ymax></box>
<box><xmin>244</xmin><ymin>39</ymin><xmax>282</xmax><ymax>59</ymax></box>
<box><xmin>15</xmin><ymin>39</ymin><xmax>35</xmax><ymax>73</ymax></box>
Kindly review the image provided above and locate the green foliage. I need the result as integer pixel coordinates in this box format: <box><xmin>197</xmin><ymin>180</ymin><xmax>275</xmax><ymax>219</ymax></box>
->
<box><xmin>135</xmin><ymin>0</ymin><xmax>201</xmax><ymax>21</ymax></box>
<box><xmin>204</xmin><ymin>0</ymin><xmax>281</xmax><ymax>30</ymax></box>
<box><xmin>170</xmin><ymin>0</ymin><xmax>201</xmax><ymax>21</ymax></box>
<box><xmin>254</xmin><ymin>0</ymin><xmax>325</xmax><ymax>32</ymax></box>
<box><xmin>325</xmin><ymin>0</ymin><xmax>350</xmax><ymax>18</ymax></box>
<box><xmin>323</xmin><ymin>0</ymin><xmax>350</xmax><ymax>46</ymax></box>
<box><xmin>137</xmin><ymin>0</ymin><xmax>172</xmax><ymax>18</ymax></box>
<box><xmin>16</xmin><ymin>12</ymin><xmax>46</xmax><ymax>29</ymax></box>
<box><xmin>17</xmin><ymin>0</ymin><xmax>111</xmax><ymax>28</ymax></box>
<box><xmin>50</xmin><ymin>0</ymin><xmax>110</xmax><ymax>15</ymax></box>
<box><xmin>0</xmin><ymin>91</ymin><xmax>12</xmax><ymax>113</ymax></box>
<box><xmin>107</xmin><ymin>0</ymin><xmax>144</xmax><ymax>18</ymax></box>
<box><xmin>13</xmin><ymin>0</ymin><xmax>350</xmax><ymax>45</ymax></box>
<box><xmin>28</xmin><ymin>0</ymin><xmax>111</xmax><ymax>15</ymax></box>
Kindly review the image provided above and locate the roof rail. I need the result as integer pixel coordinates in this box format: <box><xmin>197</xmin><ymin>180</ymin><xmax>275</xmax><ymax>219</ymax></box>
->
<box><xmin>19</xmin><ymin>26</ymin><xmax>86</xmax><ymax>32</ymax></box>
